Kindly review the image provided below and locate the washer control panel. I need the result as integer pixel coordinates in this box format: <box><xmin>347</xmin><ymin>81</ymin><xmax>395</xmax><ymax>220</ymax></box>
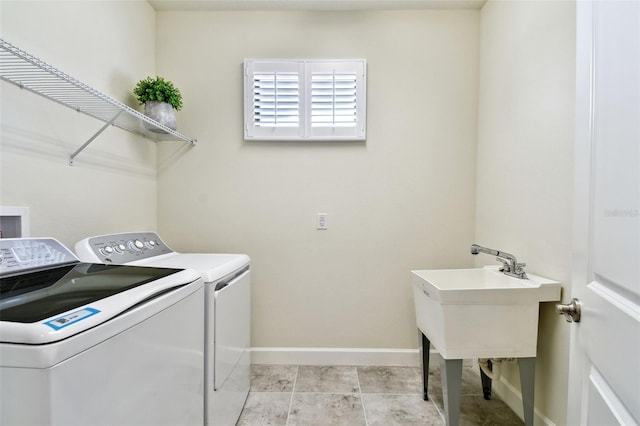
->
<box><xmin>75</xmin><ymin>232</ymin><xmax>174</xmax><ymax>264</ymax></box>
<box><xmin>0</xmin><ymin>238</ymin><xmax>78</xmax><ymax>276</ymax></box>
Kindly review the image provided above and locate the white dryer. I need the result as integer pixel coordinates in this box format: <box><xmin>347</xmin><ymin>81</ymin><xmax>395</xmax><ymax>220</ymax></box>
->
<box><xmin>0</xmin><ymin>237</ymin><xmax>204</xmax><ymax>426</ymax></box>
<box><xmin>75</xmin><ymin>232</ymin><xmax>251</xmax><ymax>426</ymax></box>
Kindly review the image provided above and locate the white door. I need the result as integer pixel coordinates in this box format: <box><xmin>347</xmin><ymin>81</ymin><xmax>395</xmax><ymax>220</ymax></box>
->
<box><xmin>568</xmin><ymin>1</ymin><xmax>640</xmax><ymax>425</ymax></box>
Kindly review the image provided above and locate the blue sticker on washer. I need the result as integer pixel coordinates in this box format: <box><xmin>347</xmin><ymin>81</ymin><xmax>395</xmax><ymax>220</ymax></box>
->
<box><xmin>44</xmin><ymin>307</ymin><xmax>101</xmax><ymax>330</ymax></box>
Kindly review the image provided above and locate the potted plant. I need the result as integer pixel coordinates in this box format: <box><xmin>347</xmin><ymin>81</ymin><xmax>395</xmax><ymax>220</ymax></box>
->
<box><xmin>133</xmin><ymin>76</ymin><xmax>183</xmax><ymax>133</ymax></box>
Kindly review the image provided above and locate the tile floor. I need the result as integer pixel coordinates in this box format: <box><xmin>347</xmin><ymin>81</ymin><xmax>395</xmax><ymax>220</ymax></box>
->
<box><xmin>237</xmin><ymin>365</ymin><xmax>524</xmax><ymax>425</ymax></box>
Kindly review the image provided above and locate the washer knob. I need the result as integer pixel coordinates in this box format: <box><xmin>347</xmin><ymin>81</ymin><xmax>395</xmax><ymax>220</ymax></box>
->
<box><xmin>99</xmin><ymin>246</ymin><xmax>114</xmax><ymax>256</ymax></box>
<box><xmin>129</xmin><ymin>240</ymin><xmax>144</xmax><ymax>251</ymax></box>
<box><xmin>145</xmin><ymin>240</ymin><xmax>157</xmax><ymax>249</ymax></box>
<box><xmin>113</xmin><ymin>243</ymin><xmax>126</xmax><ymax>254</ymax></box>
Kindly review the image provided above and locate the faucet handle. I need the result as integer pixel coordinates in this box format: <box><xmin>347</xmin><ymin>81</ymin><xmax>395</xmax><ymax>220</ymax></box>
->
<box><xmin>496</xmin><ymin>257</ymin><xmax>511</xmax><ymax>272</ymax></box>
<box><xmin>512</xmin><ymin>262</ymin><xmax>528</xmax><ymax>279</ymax></box>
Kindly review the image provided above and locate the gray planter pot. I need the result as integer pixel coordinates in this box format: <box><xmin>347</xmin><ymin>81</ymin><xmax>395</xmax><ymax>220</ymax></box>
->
<box><xmin>143</xmin><ymin>101</ymin><xmax>177</xmax><ymax>133</ymax></box>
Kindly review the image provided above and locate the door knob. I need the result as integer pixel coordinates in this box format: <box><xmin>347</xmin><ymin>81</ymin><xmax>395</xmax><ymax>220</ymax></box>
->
<box><xmin>556</xmin><ymin>298</ymin><xmax>581</xmax><ymax>323</ymax></box>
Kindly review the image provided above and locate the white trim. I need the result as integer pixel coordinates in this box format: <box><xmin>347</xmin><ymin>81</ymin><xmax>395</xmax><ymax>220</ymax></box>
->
<box><xmin>566</xmin><ymin>1</ymin><xmax>593</xmax><ymax>424</ymax></box>
<box><xmin>250</xmin><ymin>347</ymin><xmax>422</xmax><ymax>367</ymax></box>
<box><xmin>149</xmin><ymin>1</ymin><xmax>487</xmax><ymax>12</ymax></box>
<box><xmin>491</xmin><ymin>375</ymin><xmax>557</xmax><ymax>426</ymax></box>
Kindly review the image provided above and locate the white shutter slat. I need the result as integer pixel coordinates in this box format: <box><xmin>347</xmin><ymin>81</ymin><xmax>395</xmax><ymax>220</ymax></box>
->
<box><xmin>311</xmin><ymin>71</ymin><xmax>358</xmax><ymax>128</ymax></box>
<box><xmin>253</xmin><ymin>71</ymin><xmax>300</xmax><ymax>128</ymax></box>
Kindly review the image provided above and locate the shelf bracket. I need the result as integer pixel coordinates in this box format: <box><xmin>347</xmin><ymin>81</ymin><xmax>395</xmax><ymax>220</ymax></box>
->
<box><xmin>69</xmin><ymin>110</ymin><xmax>123</xmax><ymax>166</ymax></box>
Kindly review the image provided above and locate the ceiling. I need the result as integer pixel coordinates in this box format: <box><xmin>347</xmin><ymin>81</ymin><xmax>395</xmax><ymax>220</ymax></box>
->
<box><xmin>147</xmin><ymin>0</ymin><xmax>487</xmax><ymax>11</ymax></box>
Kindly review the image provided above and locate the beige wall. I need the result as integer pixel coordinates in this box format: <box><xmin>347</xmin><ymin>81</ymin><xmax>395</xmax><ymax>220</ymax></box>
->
<box><xmin>0</xmin><ymin>1</ymin><xmax>157</xmax><ymax>247</ymax></box>
<box><xmin>155</xmin><ymin>9</ymin><xmax>480</xmax><ymax>349</ymax></box>
<box><xmin>475</xmin><ymin>1</ymin><xmax>575</xmax><ymax>424</ymax></box>
<box><xmin>0</xmin><ymin>2</ymin><xmax>578</xmax><ymax>422</ymax></box>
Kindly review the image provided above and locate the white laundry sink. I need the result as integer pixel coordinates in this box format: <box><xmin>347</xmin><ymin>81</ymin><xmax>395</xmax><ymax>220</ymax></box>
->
<box><xmin>411</xmin><ymin>266</ymin><xmax>561</xmax><ymax>359</ymax></box>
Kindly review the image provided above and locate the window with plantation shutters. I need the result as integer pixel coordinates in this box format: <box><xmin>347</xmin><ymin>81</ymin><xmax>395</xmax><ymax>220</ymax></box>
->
<box><xmin>244</xmin><ymin>59</ymin><xmax>366</xmax><ymax>141</ymax></box>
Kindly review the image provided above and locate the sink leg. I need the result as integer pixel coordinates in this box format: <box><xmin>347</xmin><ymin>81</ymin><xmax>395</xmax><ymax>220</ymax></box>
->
<box><xmin>480</xmin><ymin>359</ymin><xmax>492</xmax><ymax>400</ymax></box>
<box><xmin>421</xmin><ymin>333</ymin><xmax>430</xmax><ymax>400</ymax></box>
<box><xmin>519</xmin><ymin>357</ymin><xmax>536</xmax><ymax>426</ymax></box>
<box><xmin>441</xmin><ymin>358</ymin><xmax>463</xmax><ymax>426</ymax></box>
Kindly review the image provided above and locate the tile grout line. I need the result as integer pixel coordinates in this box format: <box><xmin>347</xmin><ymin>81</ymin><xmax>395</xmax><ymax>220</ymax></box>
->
<box><xmin>424</xmin><ymin>366</ymin><xmax>448</xmax><ymax>423</ymax></box>
<box><xmin>285</xmin><ymin>365</ymin><xmax>299</xmax><ymax>426</ymax></box>
<box><xmin>354</xmin><ymin>366</ymin><xmax>369</xmax><ymax>426</ymax></box>
<box><xmin>288</xmin><ymin>391</ymin><xmax>424</xmax><ymax>396</ymax></box>
<box><xmin>421</xmin><ymin>366</ymin><xmax>450</xmax><ymax>424</ymax></box>
<box><xmin>430</xmin><ymin>391</ymin><xmax>447</xmax><ymax>424</ymax></box>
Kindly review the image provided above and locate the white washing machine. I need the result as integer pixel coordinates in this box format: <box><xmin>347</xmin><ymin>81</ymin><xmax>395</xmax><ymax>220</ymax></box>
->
<box><xmin>75</xmin><ymin>232</ymin><xmax>251</xmax><ymax>426</ymax></box>
<box><xmin>0</xmin><ymin>237</ymin><xmax>205</xmax><ymax>426</ymax></box>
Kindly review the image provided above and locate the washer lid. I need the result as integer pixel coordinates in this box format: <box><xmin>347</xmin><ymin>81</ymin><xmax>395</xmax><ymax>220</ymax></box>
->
<box><xmin>0</xmin><ymin>262</ymin><xmax>195</xmax><ymax>344</ymax></box>
<box><xmin>127</xmin><ymin>253</ymin><xmax>250</xmax><ymax>283</ymax></box>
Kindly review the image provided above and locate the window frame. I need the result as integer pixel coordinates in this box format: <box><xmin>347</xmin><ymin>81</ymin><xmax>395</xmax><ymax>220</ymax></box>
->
<box><xmin>244</xmin><ymin>59</ymin><xmax>367</xmax><ymax>141</ymax></box>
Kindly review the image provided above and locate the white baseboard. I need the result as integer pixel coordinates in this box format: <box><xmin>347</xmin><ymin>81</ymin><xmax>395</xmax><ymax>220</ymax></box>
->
<box><xmin>492</xmin><ymin>375</ymin><xmax>556</xmax><ymax>426</ymax></box>
<box><xmin>250</xmin><ymin>347</ymin><xmax>424</xmax><ymax>367</ymax></box>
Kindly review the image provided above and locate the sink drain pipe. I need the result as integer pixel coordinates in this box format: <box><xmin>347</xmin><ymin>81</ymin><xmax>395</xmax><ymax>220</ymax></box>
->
<box><xmin>478</xmin><ymin>358</ymin><xmax>515</xmax><ymax>380</ymax></box>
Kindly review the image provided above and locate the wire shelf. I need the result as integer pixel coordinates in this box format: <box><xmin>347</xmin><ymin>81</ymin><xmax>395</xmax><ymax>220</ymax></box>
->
<box><xmin>0</xmin><ymin>39</ymin><xmax>197</xmax><ymax>165</ymax></box>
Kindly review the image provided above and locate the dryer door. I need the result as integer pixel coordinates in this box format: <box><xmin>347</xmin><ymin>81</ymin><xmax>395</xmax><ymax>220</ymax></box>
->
<box><xmin>214</xmin><ymin>267</ymin><xmax>251</xmax><ymax>391</ymax></box>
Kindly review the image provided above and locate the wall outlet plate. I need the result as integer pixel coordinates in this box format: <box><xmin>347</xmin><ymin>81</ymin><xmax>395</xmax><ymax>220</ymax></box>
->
<box><xmin>317</xmin><ymin>212</ymin><xmax>327</xmax><ymax>230</ymax></box>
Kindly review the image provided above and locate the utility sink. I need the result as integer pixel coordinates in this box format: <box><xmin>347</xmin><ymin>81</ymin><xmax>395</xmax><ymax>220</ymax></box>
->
<box><xmin>412</xmin><ymin>264</ymin><xmax>561</xmax><ymax>426</ymax></box>
<box><xmin>412</xmin><ymin>266</ymin><xmax>561</xmax><ymax>359</ymax></box>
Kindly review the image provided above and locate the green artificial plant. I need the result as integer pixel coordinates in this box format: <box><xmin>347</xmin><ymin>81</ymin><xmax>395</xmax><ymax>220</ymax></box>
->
<box><xmin>133</xmin><ymin>76</ymin><xmax>183</xmax><ymax>111</ymax></box>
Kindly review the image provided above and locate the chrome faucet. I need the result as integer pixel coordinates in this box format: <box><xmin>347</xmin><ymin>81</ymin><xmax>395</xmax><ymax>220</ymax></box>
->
<box><xmin>470</xmin><ymin>244</ymin><xmax>528</xmax><ymax>279</ymax></box>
